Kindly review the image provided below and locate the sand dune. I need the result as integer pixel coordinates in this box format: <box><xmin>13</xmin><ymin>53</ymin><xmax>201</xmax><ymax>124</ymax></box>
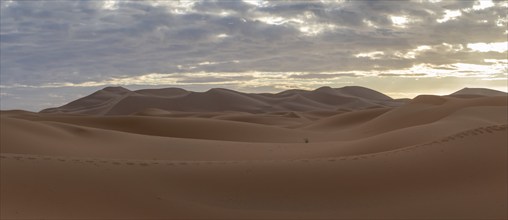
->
<box><xmin>1</xmin><ymin>86</ymin><xmax>507</xmax><ymax>219</ymax></box>
<box><xmin>40</xmin><ymin>86</ymin><xmax>406</xmax><ymax>115</ymax></box>
<box><xmin>450</xmin><ymin>87</ymin><xmax>508</xmax><ymax>97</ymax></box>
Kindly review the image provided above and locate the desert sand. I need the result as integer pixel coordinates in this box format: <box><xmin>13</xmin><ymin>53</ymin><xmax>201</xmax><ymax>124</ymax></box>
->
<box><xmin>1</xmin><ymin>86</ymin><xmax>507</xmax><ymax>219</ymax></box>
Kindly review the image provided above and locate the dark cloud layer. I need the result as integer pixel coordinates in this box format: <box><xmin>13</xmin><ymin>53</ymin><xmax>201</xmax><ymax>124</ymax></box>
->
<box><xmin>0</xmin><ymin>0</ymin><xmax>507</xmax><ymax>110</ymax></box>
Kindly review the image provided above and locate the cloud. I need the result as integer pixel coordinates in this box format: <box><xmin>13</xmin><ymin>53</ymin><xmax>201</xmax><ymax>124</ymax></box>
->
<box><xmin>0</xmin><ymin>0</ymin><xmax>507</xmax><ymax>110</ymax></box>
<box><xmin>378</xmin><ymin>73</ymin><xmax>427</xmax><ymax>77</ymax></box>
<box><xmin>467</xmin><ymin>42</ymin><xmax>508</xmax><ymax>52</ymax></box>
<box><xmin>289</xmin><ymin>73</ymin><xmax>360</xmax><ymax>79</ymax></box>
<box><xmin>176</xmin><ymin>75</ymin><xmax>255</xmax><ymax>83</ymax></box>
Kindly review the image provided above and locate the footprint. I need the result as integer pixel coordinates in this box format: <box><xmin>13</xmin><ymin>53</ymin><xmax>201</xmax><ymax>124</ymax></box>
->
<box><xmin>493</xmin><ymin>126</ymin><xmax>507</xmax><ymax>131</ymax></box>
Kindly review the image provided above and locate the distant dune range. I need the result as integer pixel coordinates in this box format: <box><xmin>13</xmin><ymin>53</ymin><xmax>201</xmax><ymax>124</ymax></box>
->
<box><xmin>1</xmin><ymin>86</ymin><xmax>507</xmax><ymax>219</ymax></box>
<box><xmin>40</xmin><ymin>86</ymin><xmax>405</xmax><ymax>115</ymax></box>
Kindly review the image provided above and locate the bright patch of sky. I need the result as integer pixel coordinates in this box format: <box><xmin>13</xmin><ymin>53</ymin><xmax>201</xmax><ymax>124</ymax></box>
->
<box><xmin>102</xmin><ymin>0</ymin><xmax>118</xmax><ymax>10</ymax></box>
<box><xmin>467</xmin><ymin>42</ymin><xmax>508</xmax><ymax>53</ymax></box>
<box><xmin>242</xmin><ymin>0</ymin><xmax>268</xmax><ymax>7</ymax></box>
<box><xmin>472</xmin><ymin>0</ymin><xmax>495</xmax><ymax>11</ymax></box>
<box><xmin>354</xmin><ymin>51</ymin><xmax>385</xmax><ymax>59</ymax></box>
<box><xmin>437</xmin><ymin>10</ymin><xmax>462</xmax><ymax>23</ymax></box>
<box><xmin>391</xmin><ymin>16</ymin><xmax>409</xmax><ymax>28</ymax></box>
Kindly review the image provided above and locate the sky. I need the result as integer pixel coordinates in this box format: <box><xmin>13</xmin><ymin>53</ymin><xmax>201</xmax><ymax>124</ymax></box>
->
<box><xmin>0</xmin><ymin>0</ymin><xmax>507</xmax><ymax>111</ymax></box>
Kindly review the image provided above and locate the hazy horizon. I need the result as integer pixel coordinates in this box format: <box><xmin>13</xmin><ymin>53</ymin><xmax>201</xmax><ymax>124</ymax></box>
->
<box><xmin>1</xmin><ymin>0</ymin><xmax>507</xmax><ymax>111</ymax></box>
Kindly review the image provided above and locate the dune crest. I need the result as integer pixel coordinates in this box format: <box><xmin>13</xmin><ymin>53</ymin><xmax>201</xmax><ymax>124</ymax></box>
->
<box><xmin>451</xmin><ymin>87</ymin><xmax>508</xmax><ymax>97</ymax></box>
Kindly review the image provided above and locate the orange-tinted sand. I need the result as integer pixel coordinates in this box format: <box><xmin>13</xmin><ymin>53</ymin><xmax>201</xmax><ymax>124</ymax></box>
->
<box><xmin>1</xmin><ymin>86</ymin><xmax>507</xmax><ymax>219</ymax></box>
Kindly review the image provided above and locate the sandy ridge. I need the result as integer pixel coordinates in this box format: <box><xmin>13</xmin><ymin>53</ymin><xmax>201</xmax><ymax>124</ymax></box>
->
<box><xmin>40</xmin><ymin>86</ymin><xmax>407</xmax><ymax>115</ymax></box>
<box><xmin>2</xmin><ymin>124</ymin><xmax>505</xmax><ymax>167</ymax></box>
